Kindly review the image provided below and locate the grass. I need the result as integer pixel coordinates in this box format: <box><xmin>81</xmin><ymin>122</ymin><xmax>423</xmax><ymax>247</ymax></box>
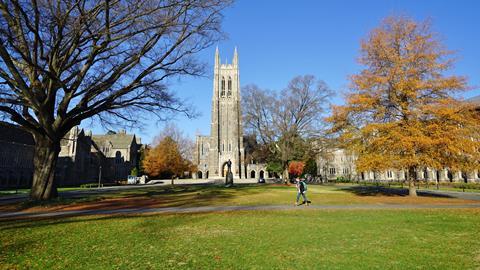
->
<box><xmin>0</xmin><ymin>186</ymin><xmax>99</xmax><ymax>197</ymax></box>
<box><xmin>1</xmin><ymin>184</ymin><xmax>476</xmax><ymax>213</ymax></box>
<box><xmin>1</xmin><ymin>209</ymin><xmax>479</xmax><ymax>269</ymax></box>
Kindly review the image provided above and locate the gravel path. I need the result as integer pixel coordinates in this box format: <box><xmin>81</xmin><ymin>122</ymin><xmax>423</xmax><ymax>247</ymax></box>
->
<box><xmin>1</xmin><ymin>203</ymin><xmax>479</xmax><ymax>221</ymax></box>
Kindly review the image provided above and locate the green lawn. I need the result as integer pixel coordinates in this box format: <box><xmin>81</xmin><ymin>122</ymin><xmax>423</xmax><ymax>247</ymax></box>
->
<box><xmin>1</xmin><ymin>208</ymin><xmax>479</xmax><ymax>269</ymax></box>
<box><xmin>4</xmin><ymin>184</ymin><xmax>476</xmax><ymax>213</ymax></box>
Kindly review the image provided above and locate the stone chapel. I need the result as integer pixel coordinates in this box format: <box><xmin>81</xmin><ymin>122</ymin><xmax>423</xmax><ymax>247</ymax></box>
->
<box><xmin>194</xmin><ymin>47</ymin><xmax>246</xmax><ymax>179</ymax></box>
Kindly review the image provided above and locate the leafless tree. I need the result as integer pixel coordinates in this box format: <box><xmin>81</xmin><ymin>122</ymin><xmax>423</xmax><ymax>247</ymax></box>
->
<box><xmin>0</xmin><ymin>0</ymin><xmax>232</xmax><ymax>200</ymax></box>
<box><xmin>242</xmin><ymin>75</ymin><xmax>332</xmax><ymax>180</ymax></box>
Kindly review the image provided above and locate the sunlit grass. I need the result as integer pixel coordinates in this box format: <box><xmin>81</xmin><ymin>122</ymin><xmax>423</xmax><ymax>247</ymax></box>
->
<box><xmin>1</xmin><ymin>209</ymin><xmax>479</xmax><ymax>269</ymax></box>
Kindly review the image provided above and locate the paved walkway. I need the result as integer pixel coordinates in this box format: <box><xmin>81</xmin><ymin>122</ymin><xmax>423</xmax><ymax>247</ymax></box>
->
<box><xmin>1</xmin><ymin>203</ymin><xmax>479</xmax><ymax>221</ymax></box>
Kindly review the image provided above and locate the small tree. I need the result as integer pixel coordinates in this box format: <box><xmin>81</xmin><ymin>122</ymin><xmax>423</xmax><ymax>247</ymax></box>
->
<box><xmin>303</xmin><ymin>158</ymin><xmax>317</xmax><ymax>177</ymax></box>
<box><xmin>143</xmin><ymin>136</ymin><xmax>194</xmax><ymax>179</ymax></box>
<box><xmin>288</xmin><ymin>161</ymin><xmax>305</xmax><ymax>178</ymax></box>
<box><xmin>328</xmin><ymin>16</ymin><xmax>480</xmax><ymax>196</ymax></box>
<box><xmin>266</xmin><ymin>161</ymin><xmax>283</xmax><ymax>178</ymax></box>
<box><xmin>130</xmin><ymin>168</ymin><xmax>138</xmax><ymax>177</ymax></box>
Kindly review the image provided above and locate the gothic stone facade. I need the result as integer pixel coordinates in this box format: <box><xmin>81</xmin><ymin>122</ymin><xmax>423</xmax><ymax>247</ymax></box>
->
<box><xmin>195</xmin><ymin>48</ymin><xmax>247</xmax><ymax>179</ymax></box>
<box><xmin>317</xmin><ymin>148</ymin><xmax>480</xmax><ymax>183</ymax></box>
<box><xmin>0</xmin><ymin>123</ymin><xmax>142</xmax><ymax>189</ymax></box>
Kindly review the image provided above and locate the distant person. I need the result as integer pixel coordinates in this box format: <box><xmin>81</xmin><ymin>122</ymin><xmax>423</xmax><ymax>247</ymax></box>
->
<box><xmin>295</xmin><ymin>178</ymin><xmax>311</xmax><ymax>206</ymax></box>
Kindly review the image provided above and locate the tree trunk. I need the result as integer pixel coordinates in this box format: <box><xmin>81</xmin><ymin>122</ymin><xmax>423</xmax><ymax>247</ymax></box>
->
<box><xmin>408</xmin><ymin>167</ymin><xmax>417</xmax><ymax>197</ymax></box>
<box><xmin>30</xmin><ymin>136</ymin><xmax>61</xmax><ymax>201</ymax></box>
<box><xmin>283</xmin><ymin>166</ymin><xmax>289</xmax><ymax>185</ymax></box>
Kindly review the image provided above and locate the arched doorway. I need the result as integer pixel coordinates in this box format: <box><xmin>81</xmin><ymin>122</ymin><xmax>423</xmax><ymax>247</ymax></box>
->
<box><xmin>250</xmin><ymin>170</ymin><xmax>256</xmax><ymax>179</ymax></box>
<box><xmin>461</xmin><ymin>172</ymin><xmax>467</xmax><ymax>183</ymax></box>
<box><xmin>221</xmin><ymin>161</ymin><xmax>231</xmax><ymax>177</ymax></box>
<box><xmin>197</xmin><ymin>171</ymin><xmax>203</xmax><ymax>179</ymax></box>
<box><xmin>259</xmin><ymin>170</ymin><xmax>264</xmax><ymax>179</ymax></box>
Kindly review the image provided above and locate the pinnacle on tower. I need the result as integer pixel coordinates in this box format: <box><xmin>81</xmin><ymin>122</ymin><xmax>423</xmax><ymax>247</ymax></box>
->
<box><xmin>232</xmin><ymin>46</ymin><xmax>238</xmax><ymax>67</ymax></box>
<box><xmin>214</xmin><ymin>46</ymin><xmax>220</xmax><ymax>68</ymax></box>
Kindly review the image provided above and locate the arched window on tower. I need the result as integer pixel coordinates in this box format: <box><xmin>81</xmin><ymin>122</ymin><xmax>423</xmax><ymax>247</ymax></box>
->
<box><xmin>221</xmin><ymin>77</ymin><xmax>225</xmax><ymax>97</ymax></box>
<box><xmin>227</xmin><ymin>77</ymin><xmax>232</xmax><ymax>96</ymax></box>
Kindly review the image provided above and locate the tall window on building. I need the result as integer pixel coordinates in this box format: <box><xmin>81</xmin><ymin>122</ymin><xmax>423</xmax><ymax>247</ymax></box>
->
<box><xmin>329</xmin><ymin>168</ymin><xmax>336</xmax><ymax>175</ymax></box>
<box><xmin>115</xmin><ymin>151</ymin><xmax>122</xmax><ymax>164</ymax></box>
<box><xmin>221</xmin><ymin>77</ymin><xmax>225</xmax><ymax>96</ymax></box>
<box><xmin>387</xmin><ymin>171</ymin><xmax>393</xmax><ymax>178</ymax></box>
<box><xmin>227</xmin><ymin>77</ymin><xmax>232</xmax><ymax>96</ymax></box>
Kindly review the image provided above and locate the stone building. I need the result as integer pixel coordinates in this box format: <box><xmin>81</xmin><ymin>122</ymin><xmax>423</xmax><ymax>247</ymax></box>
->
<box><xmin>0</xmin><ymin>122</ymin><xmax>142</xmax><ymax>189</ymax></box>
<box><xmin>0</xmin><ymin>122</ymin><xmax>34</xmax><ymax>189</ymax></box>
<box><xmin>91</xmin><ymin>130</ymin><xmax>141</xmax><ymax>181</ymax></box>
<box><xmin>317</xmin><ymin>148</ymin><xmax>480</xmax><ymax>183</ymax></box>
<box><xmin>194</xmin><ymin>48</ymin><xmax>246</xmax><ymax>179</ymax></box>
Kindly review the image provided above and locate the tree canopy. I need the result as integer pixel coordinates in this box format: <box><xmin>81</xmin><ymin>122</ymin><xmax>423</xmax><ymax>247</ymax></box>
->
<box><xmin>242</xmin><ymin>75</ymin><xmax>332</xmax><ymax>179</ymax></box>
<box><xmin>143</xmin><ymin>136</ymin><xmax>195</xmax><ymax>179</ymax></box>
<box><xmin>0</xmin><ymin>0</ymin><xmax>231</xmax><ymax>200</ymax></box>
<box><xmin>327</xmin><ymin>16</ymin><xmax>480</xmax><ymax>196</ymax></box>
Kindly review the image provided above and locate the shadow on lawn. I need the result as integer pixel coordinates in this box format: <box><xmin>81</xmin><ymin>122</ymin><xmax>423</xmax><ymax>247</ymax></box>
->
<box><xmin>8</xmin><ymin>184</ymin><xmax>267</xmax><ymax>213</ymax></box>
<box><xmin>338</xmin><ymin>185</ymin><xmax>454</xmax><ymax>198</ymax></box>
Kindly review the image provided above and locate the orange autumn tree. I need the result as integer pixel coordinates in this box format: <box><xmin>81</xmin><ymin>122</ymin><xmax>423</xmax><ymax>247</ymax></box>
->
<box><xmin>327</xmin><ymin>16</ymin><xmax>480</xmax><ymax>196</ymax></box>
<box><xmin>288</xmin><ymin>161</ymin><xmax>305</xmax><ymax>178</ymax></box>
<box><xmin>143</xmin><ymin>136</ymin><xmax>195</xmax><ymax>179</ymax></box>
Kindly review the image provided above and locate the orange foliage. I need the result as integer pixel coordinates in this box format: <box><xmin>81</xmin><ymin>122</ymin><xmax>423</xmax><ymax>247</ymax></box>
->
<box><xmin>142</xmin><ymin>136</ymin><xmax>195</xmax><ymax>179</ymax></box>
<box><xmin>288</xmin><ymin>161</ymin><xmax>305</xmax><ymax>177</ymax></box>
<box><xmin>327</xmin><ymin>16</ymin><xmax>480</xmax><ymax>195</ymax></box>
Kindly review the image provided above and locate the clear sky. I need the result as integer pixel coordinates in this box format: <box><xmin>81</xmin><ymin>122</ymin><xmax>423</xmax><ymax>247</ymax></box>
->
<box><xmin>81</xmin><ymin>0</ymin><xmax>480</xmax><ymax>145</ymax></box>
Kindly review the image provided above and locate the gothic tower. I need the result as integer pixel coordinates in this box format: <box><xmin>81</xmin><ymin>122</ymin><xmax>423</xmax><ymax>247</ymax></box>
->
<box><xmin>206</xmin><ymin>47</ymin><xmax>245</xmax><ymax>178</ymax></box>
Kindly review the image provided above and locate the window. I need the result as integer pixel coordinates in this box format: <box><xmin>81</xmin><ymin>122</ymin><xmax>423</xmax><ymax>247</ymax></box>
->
<box><xmin>387</xmin><ymin>171</ymin><xmax>393</xmax><ymax>178</ymax></box>
<box><xmin>227</xmin><ymin>77</ymin><xmax>232</xmax><ymax>96</ymax></box>
<box><xmin>221</xmin><ymin>77</ymin><xmax>225</xmax><ymax>96</ymax></box>
<box><xmin>201</xmin><ymin>143</ymin><xmax>204</xmax><ymax>155</ymax></box>
<box><xmin>115</xmin><ymin>151</ymin><xmax>122</xmax><ymax>164</ymax></box>
<box><xmin>329</xmin><ymin>168</ymin><xmax>336</xmax><ymax>175</ymax></box>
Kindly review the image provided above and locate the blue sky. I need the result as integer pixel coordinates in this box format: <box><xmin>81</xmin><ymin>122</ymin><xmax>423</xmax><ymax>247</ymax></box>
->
<box><xmin>82</xmin><ymin>0</ymin><xmax>480</xmax><ymax>144</ymax></box>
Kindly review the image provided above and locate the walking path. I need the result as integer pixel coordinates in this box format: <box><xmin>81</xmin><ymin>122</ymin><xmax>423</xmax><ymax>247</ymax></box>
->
<box><xmin>1</xmin><ymin>203</ymin><xmax>479</xmax><ymax>221</ymax></box>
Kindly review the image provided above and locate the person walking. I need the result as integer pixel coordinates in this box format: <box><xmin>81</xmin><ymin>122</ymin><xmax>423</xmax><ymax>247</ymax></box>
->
<box><xmin>295</xmin><ymin>177</ymin><xmax>310</xmax><ymax>206</ymax></box>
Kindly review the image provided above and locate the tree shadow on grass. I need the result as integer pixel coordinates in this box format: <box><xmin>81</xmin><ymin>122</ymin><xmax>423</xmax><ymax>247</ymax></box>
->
<box><xmin>337</xmin><ymin>185</ymin><xmax>454</xmax><ymax>198</ymax></box>
<box><xmin>4</xmin><ymin>184</ymin><xmax>269</xmax><ymax>214</ymax></box>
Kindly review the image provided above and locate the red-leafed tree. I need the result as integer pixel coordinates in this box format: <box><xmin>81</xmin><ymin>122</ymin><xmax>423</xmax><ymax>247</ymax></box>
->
<box><xmin>288</xmin><ymin>161</ymin><xmax>305</xmax><ymax>178</ymax></box>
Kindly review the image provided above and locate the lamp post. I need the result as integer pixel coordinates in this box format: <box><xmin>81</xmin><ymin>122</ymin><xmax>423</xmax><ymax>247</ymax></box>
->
<box><xmin>98</xmin><ymin>165</ymin><xmax>102</xmax><ymax>188</ymax></box>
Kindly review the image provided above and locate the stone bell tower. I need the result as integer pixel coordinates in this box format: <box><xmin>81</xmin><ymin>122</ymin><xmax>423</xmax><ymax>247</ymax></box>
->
<box><xmin>207</xmin><ymin>47</ymin><xmax>245</xmax><ymax>178</ymax></box>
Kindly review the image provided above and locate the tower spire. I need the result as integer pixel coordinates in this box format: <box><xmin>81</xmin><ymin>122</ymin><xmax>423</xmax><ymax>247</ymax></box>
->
<box><xmin>232</xmin><ymin>46</ymin><xmax>238</xmax><ymax>67</ymax></box>
<box><xmin>214</xmin><ymin>46</ymin><xmax>220</xmax><ymax>69</ymax></box>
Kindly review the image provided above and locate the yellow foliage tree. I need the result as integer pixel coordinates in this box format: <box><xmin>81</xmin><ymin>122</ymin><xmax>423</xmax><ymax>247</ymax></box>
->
<box><xmin>142</xmin><ymin>136</ymin><xmax>195</xmax><ymax>179</ymax></box>
<box><xmin>328</xmin><ymin>16</ymin><xmax>480</xmax><ymax>196</ymax></box>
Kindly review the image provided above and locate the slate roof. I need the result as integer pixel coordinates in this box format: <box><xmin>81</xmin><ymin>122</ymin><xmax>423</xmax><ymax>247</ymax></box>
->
<box><xmin>0</xmin><ymin>121</ymin><xmax>34</xmax><ymax>145</ymax></box>
<box><xmin>91</xmin><ymin>133</ymin><xmax>136</xmax><ymax>149</ymax></box>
